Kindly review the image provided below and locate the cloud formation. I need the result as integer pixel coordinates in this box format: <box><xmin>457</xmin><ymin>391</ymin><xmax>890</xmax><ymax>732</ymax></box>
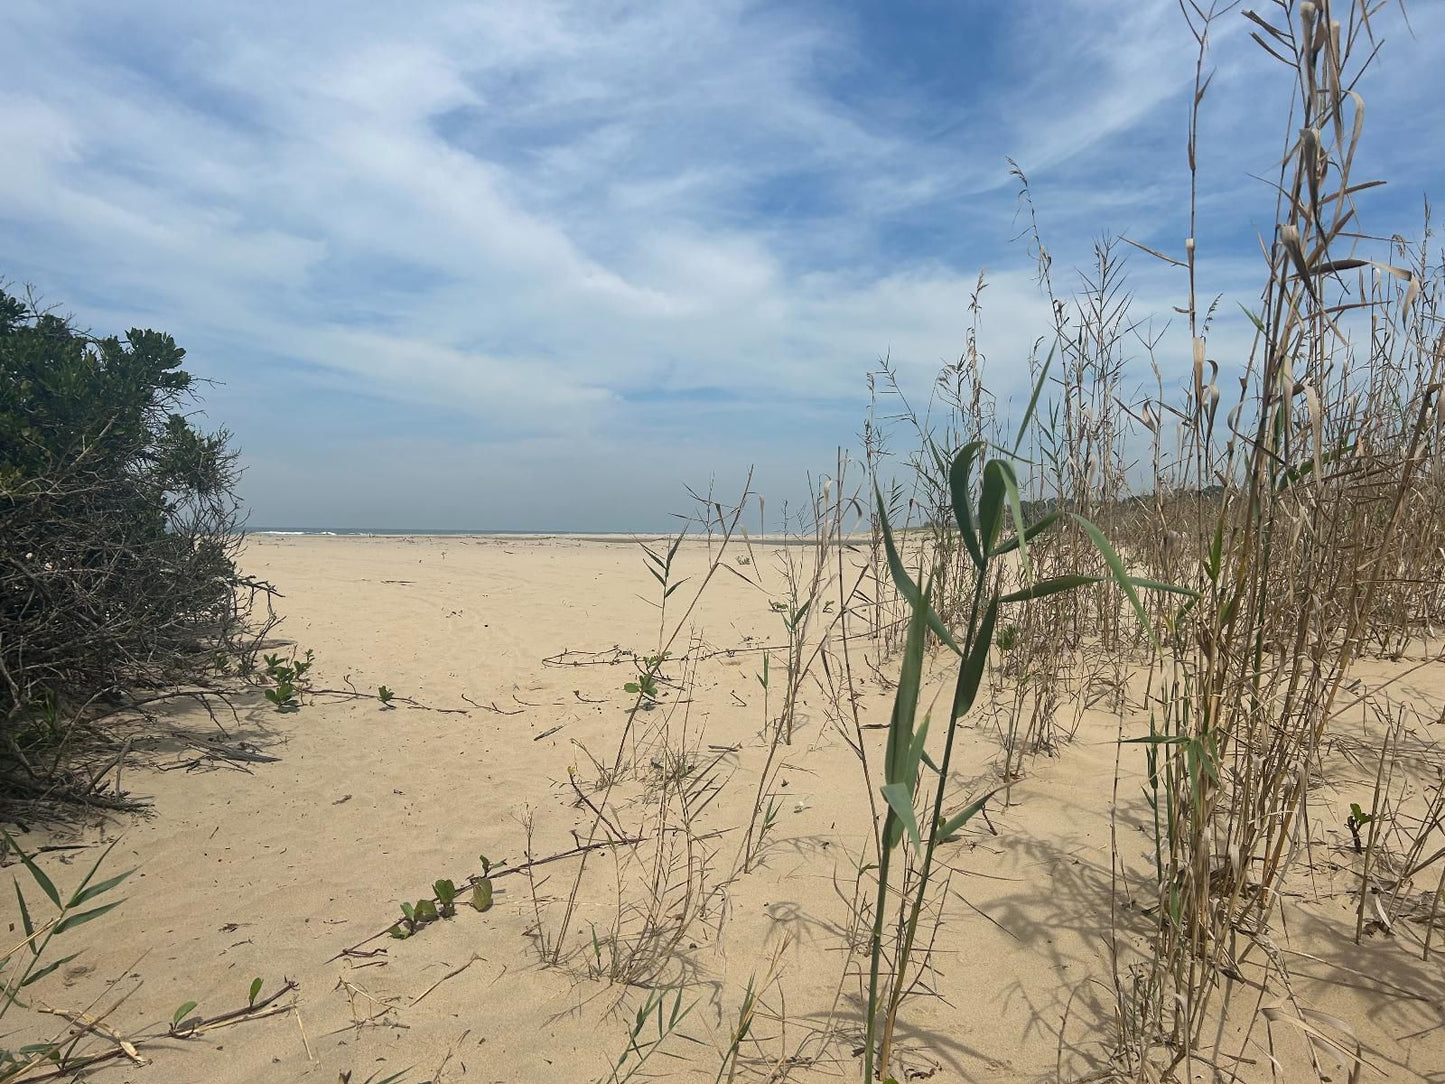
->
<box><xmin>2</xmin><ymin>0</ymin><xmax>1441</xmax><ymax>529</ymax></box>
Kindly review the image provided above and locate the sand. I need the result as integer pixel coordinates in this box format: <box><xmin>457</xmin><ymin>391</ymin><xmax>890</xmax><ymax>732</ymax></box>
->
<box><xmin>4</xmin><ymin>534</ymin><xmax>1443</xmax><ymax>1082</ymax></box>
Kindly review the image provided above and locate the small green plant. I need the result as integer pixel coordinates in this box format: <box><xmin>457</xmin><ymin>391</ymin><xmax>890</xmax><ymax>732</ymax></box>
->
<box><xmin>171</xmin><ymin>1000</ymin><xmax>199</xmax><ymax>1034</ymax></box>
<box><xmin>622</xmin><ymin>672</ymin><xmax>659</xmax><ymax>702</ymax></box>
<box><xmin>388</xmin><ymin>898</ymin><xmax>440</xmax><ymax>940</ymax></box>
<box><xmin>753</xmin><ymin>796</ymin><xmax>782</xmax><ymax>859</ymax></box>
<box><xmin>377</xmin><ymin>685</ymin><xmax>395</xmax><ymax>708</ymax></box>
<box><xmin>1347</xmin><ymin>802</ymin><xmax>1376</xmax><ymax>853</ymax></box>
<box><xmin>602</xmin><ymin>985</ymin><xmax>696</xmax><ymax>1084</ymax></box>
<box><xmin>624</xmin><ymin>653</ymin><xmax>667</xmax><ymax>706</ymax></box>
<box><xmin>860</xmin><ymin>424</ymin><xmax>1193</xmax><ymax>1082</ymax></box>
<box><xmin>433</xmin><ymin>879</ymin><xmax>458</xmax><ymax>918</ymax></box>
<box><xmin>248</xmin><ymin>977</ymin><xmax>263</xmax><ymax>1008</ymax></box>
<box><xmin>261</xmin><ymin>648</ymin><xmax>314</xmax><ymax>713</ymax></box>
<box><xmin>472</xmin><ymin>855</ymin><xmax>495</xmax><ymax>912</ymax></box>
<box><xmin>1</xmin><ymin>830</ymin><xmax>133</xmax><ymax>1080</ymax></box>
<box><xmin>993</xmin><ymin>622</ymin><xmax>1021</xmax><ymax>652</ymax></box>
<box><xmin>715</xmin><ymin>975</ymin><xmax>760</xmax><ymax>1084</ymax></box>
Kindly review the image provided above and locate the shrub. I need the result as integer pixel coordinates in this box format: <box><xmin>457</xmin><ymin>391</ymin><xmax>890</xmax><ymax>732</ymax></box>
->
<box><xmin>0</xmin><ymin>286</ymin><xmax>267</xmax><ymax>803</ymax></box>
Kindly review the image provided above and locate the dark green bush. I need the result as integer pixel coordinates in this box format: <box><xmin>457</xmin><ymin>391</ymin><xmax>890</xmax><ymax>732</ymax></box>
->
<box><xmin>1</xmin><ymin>286</ymin><xmax>264</xmax><ymax>799</ymax></box>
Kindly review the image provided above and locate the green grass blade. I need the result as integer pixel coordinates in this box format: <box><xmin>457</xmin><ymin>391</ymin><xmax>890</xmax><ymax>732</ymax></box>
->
<box><xmin>950</xmin><ymin>597</ymin><xmax>998</xmax><ymax>721</ymax></box>
<box><xmin>977</xmin><ymin>461</ymin><xmax>1006</xmax><ymax>555</ymax></box>
<box><xmin>884</xmin><ymin>586</ymin><xmax>930</xmax><ymax>785</ymax></box>
<box><xmin>993</xmin><ymin>460</ymin><xmax>1029</xmax><ymax>568</ymax></box>
<box><xmin>949</xmin><ymin>442</ymin><xmax>986</xmax><ymax>570</ymax></box>
<box><xmin>20</xmin><ymin>952</ymin><xmax>80</xmax><ymax>988</ymax></box>
<box><xmin>55</xmin><ymin>899</ymin><xmax>125</xmax><ymax>934</ymax></box>
<box><xmin>999</xmin><ymin>575</ymin><xmax>1102</xmax><ymax>604</ymax></box>
<box><xmin>990</xmin><ymin>509</ymin><xmax>1065</xmax><ymax>557</ymax></box>
<box><xmin>1013</xmin><ymin>342</ymin><xmax>1056</xmax><ymax>455</ymax></box>
<box><xmin>70</xmin><ymin>868</ymin><xmax>134</xmax><ymax>908</ymax></box>
<box><xmin>903</xmin><ymin>714</ymin><xmax>932</xmax><ymax>784</ymax></box>
<box><xmin>1</xmin><ymin>828</ymin><xmax>61</xmax><ymax>908</ymax></box>
<box><xmin>880</xmin><ymin>782</ymin><xmax>923</xmax><ymax>850</ymax></box>
<box><xmin>875</xmin><ymin>487</ymin><xmax>961</xmax><ymax>654</ymax></box>
<box><xmin>1069</xmin><ymin>513</ymin><xmax>1160</xmax><ymax>650</ymax></box>
<box><xmin>13</xmin><ymin>878</ymin><xmax>37</xmax><ymax>955</ymax></box>
<box><xmin>938</xmin><ymin>788</ymin><xmax>1000</xmax><ymax>839</ymax></box>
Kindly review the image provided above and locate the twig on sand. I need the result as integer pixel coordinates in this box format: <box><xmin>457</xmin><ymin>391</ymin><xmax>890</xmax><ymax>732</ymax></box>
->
<box><xmin>310</xmin><ymin>687</ymin><xmax>470</xmax><ymax>714</ymax></box>
<box><xmin>36</xmin><ymin>1005</ymin><xmax>148</xmax><ymax>1066</ymax></box>
<box><xmin>412</xmin><ymin>954</ymin><xmax>483</xmax><ymax>1006</ymax></box>
<box><xmin>460</xmin><ymin>693</ymin><xmax>523</xmax><ymax>715</ymax></box>
<box><xmin>21</xmin><ymin>981</ymin><xmax>301</xmax><ymax>1082</ymax></box>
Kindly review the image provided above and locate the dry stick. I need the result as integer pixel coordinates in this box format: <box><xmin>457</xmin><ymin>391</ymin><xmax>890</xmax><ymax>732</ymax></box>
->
<box><xmin>308</xmin><ymin>687</ymin><xmax>470</xmax><ymax>714</ymax></box>
<box><xmin>19</xmin><ymin>982</ymin><xmax>301</xmax><ymax>1083</ymax></box>
<box><xmin>35</xmin><ymin>1005</ymin><xmax>147</xmax><ymax>1067</ymax></box>
<box><xmin>327</xmin><ymin>831</ymin><xmax>727</xmax><ymax>961</ymax></box>
<box><xmin>1259</xmin><ymin>331</ymin><xmax>1445</xmax><ymax>895</ymax></box>
<box><xmin>1423</xmin><ymin>862</ymin><xmax>1445</xmax><ymax>961</ymax></box>
<box><xmin>568</xmin><ymin>771</ymin><xmax>630</xmax><ymax>844</ymax></box>
<box><xmin>294</xmin><ymin>1007</ymin><xmax>315</xmax><ymax>1063</ymax></box>
<box><xmin>175</xmin><ymin>979</ymin><xmax>301</xmax><ymax>1035</ymax></box>
<box><xmin>832</xmin><ymin>461</ymin><xmax>883</xmax><ymax>866</ymax></box>
<box><xmin>411</xmin><ymin>955</ymin><xmax>483</xmax><ymax>1007</ymax></box>
<box><xmin>1354</xmin><ymin>706</ymin><xmax>1400</xmax><ymax>942</ymax></box>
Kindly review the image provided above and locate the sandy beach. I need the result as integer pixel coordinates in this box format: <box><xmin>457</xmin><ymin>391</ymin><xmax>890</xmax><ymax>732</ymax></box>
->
<box><xmin>3</xmin><ymin>533</ymin><xmax>1441</xmax><ymax>1083</ymax></box>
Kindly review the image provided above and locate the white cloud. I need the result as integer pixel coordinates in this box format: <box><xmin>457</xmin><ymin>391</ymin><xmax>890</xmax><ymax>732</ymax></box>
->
<box><xmin>0</xmin><ymin>0</ymin><xmax>1438</xmax><ymax>526</ymax></box>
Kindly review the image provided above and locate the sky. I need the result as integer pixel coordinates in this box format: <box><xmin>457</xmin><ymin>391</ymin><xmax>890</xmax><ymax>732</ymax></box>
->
<box><xmin>2</xmin><ymin>0</ymin><xmax>1442</xmax><ymax>530</ymax></box>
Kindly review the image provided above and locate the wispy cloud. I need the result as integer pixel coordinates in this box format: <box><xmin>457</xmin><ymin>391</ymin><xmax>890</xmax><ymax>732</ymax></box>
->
<box><xmin>1</xmin><ymin>0</ymin><xmax>1439</xmax><ymax>528</ymax></box>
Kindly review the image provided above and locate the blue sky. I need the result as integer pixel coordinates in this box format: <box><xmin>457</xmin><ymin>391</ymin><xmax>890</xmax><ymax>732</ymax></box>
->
<box><xmin>3</xmin><ymin>1</ymin><xmax>1442</xmax><ymax>530</ymax></box>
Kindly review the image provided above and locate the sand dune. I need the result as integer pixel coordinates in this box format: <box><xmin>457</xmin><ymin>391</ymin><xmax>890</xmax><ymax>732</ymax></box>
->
<box><xmin>5</xmin><ymin>533</ymin><xmax>1442</xmax><ymax>1083</ymax></box>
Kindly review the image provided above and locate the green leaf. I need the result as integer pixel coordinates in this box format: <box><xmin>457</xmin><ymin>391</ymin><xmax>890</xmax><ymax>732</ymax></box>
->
<box><xmin>1014</xmin><ymin>342</ymin><xmax>1056</xmax><ymax>455</ymax></box>
<box><xmin>902</xmin><ymin>714</ymin><xmax>932</xmax><ymax>786</ymax></box>
<box><xmin>950</xmin><ymin>597</ymin><xmax>998</xmax><ymax>721</ymax></box>
<box><xmin>55</xmin><ymin>899</ymin><xmax>125</xmax><ymax>933</ymax></box>
<box><xmin>938</xmin><ymin>788</ymin><xmax>1000</xmax><ymax>840</ymax></box>
<box><xmin>68</xmin><ymin>836</ymin><xmax>125</xmax><ymax>906</ymax></box>
<box><xmin>883</xmin><ymin>584</ymin><xmax>930</xmax><ymax>787</ymax></box>
<box><xmin>13</xmin><ymin>878</ymin><xmax>36</xmax><ymax>955</ymax></box>
<box><xmin>948</xmin><ymin>442</ymin><xmax>986</xmax><ymax>570</ymax></box>
<box><xmin>1</xmin><ymin>828</ymin><xmax>61</xmax><ymax>908</ymax></box>
<box><xmin>173</xmin><ymin>1001</ymin><xmax>199</xmax><ymax>1028</ymax></box>
<box><xmin>1205</xmin><ymin>519</ymin><xmax>1225</xmax><ymax>582</ymax></box>
<box><xmin>879</xmin><ymin>782</ymin><xmax>922</xmax><ymax>851</ymax></box>
<box><xmin>20</xmin><ymin>952</ymin><xmax>80</xmax><ymax>987</ymax></box>
<box><xmin>990</xmin><ymin>460</ymin><xmax>1030</xmax><ymax>569</ymax></box>
<box><xmin>70</xmin><ymin>868</ymin><xmax>134</xmax><ymax>908</ymax></box>
<box><xmin>875</xmin><ymin>487</ymin><xmax>962</xmax><ymax>655</ymax></box>
<box><xmin>1070</xmin><ymin>514</ymin><xmax>1159</xmax><ymax>650</ymax></box>
<box><xmin>249</xmin><ymin>977</ymin><xmax>263</xmax><ymax>1007</ymax></box>
<box><xmin>990</xmin><ymin>509</ymin><xmax>1065</xmax><ymax>557</ymax></box>
<box><xmin>976</xmin><ymin>460</ymin><xmax>1006</xmax><ymax>556</ymax></box>
<box><xmin>999</xmin><ymin>574</ymin><xmax>1102</xmax><ymax>604</ymax></box>
<box><xmin>472</xmin><ymin>879</ymin><xmax>494</xmax><ymax>912</ymax></box>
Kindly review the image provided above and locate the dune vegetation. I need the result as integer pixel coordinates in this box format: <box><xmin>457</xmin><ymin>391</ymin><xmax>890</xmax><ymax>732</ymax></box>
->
<box><xmin>3</xmin><ymin>2</ymin><xmax>1444</xmax><ymax>1082</ymax></box>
